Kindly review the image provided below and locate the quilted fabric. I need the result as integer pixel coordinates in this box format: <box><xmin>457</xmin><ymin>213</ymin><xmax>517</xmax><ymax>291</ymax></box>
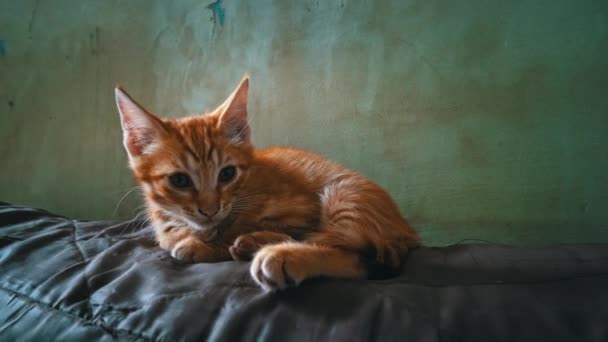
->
<box><xmin>0</xmin><ymin>202</ymin><xmax>607</xmax><ymax>341</ymax></box>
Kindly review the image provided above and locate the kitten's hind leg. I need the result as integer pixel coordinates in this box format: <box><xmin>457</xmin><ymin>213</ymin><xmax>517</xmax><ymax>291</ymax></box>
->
<box><xmin>229</xmin><ymin>231</ymin><xmax>294</xmax><ymax>261</ymax></box>
<box><xmin>250</xmin><ymin>242</ymin><xmax>365</xmax><ymax>291</ymax></box>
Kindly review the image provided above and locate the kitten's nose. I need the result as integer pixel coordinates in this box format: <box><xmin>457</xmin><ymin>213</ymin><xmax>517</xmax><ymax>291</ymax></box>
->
<box><xmin>198</xmin><ymin>207</ymin><xmax>218</xmax><ymax>219</ymax></box>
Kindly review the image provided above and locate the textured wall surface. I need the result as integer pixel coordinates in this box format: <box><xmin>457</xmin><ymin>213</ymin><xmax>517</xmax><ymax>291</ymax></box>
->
<box><xmin>1</xmin><ymin>0</ymin><xmax>607</xmax><ymax>245</ymax></box>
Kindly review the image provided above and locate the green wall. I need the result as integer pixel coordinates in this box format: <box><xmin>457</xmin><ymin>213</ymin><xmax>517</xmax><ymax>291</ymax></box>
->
<box><xmin>1</xmin><ymin>0</ymin><xmax>607</xmax><ymax>245</ymax></box>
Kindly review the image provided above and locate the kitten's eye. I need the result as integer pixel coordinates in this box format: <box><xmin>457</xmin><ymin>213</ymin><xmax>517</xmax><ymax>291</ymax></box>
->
<box><xmin>218</xmin><ymin>166</ymin><xmax>236</xmax><ymax>183</ymax></box>
<box><xmin>169</xmin><ymin>172</ymin><xmax>192</xmax><ymax>188</ymax></box>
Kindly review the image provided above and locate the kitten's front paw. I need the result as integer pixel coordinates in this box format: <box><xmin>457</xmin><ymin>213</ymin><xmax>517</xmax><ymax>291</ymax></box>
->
<box><xmin>250</xmin><ymin>245</ymin><xmax>304</xmax><ymax>291</ymax></box>
<box><xmin>230</xmin><ymin>231</ymin><xmax>295</xmax><ymax>261</ymax></box>
<box><xmin>229</xmin><ymin>235</ymin><xmax>260</xmax><ymax>261</ymax></box>
<box><xmin>171</xmin><ymin>238</ymin><xmax>211</xmax><ymax>263</ymax></box>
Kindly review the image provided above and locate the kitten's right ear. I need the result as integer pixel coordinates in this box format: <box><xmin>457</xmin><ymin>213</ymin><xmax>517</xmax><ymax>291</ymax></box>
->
<box><xmin>216</xmin><ymin>75</ymin><xmax>250</xmax><ymax>145</ymax></box>
<box><xmin>115</xmin><ymin>86</ymin><xmax>165</xmax><ymax>159</ymax></box>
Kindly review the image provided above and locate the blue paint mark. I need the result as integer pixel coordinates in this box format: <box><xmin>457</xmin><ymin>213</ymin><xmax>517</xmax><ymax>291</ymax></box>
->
<box><xmin>207</xmin><ymin>0</ymin><xmax>225</xmax><ymax>26</ymax></box>
<box><xmin>0</xmin><ymin>39</ymin><xmax>6</xmax><ymax>57</ymax></box>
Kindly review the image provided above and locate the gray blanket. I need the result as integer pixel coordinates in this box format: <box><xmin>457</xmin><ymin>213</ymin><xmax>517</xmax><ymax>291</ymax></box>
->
<box><xmin>0</xmin><ymin>203</ymin><xmax>606</xmax><ymax>341</ymax></box>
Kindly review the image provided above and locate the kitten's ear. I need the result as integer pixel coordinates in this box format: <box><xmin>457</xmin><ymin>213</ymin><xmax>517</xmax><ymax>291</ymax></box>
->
<box><xmin>115</xmin><ymin>86</ymin><xmax>166</xmax><ymax>159</ymax></box>
<box><xmin>216</xmin><ymin>75</ymin><xmax>250</xmax><ymax>144</ymax></box>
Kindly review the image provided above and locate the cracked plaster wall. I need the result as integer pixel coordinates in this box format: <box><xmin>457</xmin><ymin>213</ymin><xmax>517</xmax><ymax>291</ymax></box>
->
<box><xmin>1</xmin><ymin>0</ymin><xmax>607</xmax><ymax>244</ymax></box>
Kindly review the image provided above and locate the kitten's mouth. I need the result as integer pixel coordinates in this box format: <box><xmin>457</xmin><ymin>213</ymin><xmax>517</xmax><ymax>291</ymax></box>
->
<box><xmin>181</xmin><ymin>215</ymin><xmax>225</xmax><ymax>243</ymax></box>
<box><xmin>161</xmin><ymin>205</ymin><xmax>231</xmax><ymax>235</ymax></box>
<box><xmin>183</xmin><ymin>216</ymin><xmax>217</xmax><ymax>231</ymax></box>
<box><xmin>183</xmin><ymin>207</ymin><xmax>230</xmax><ymax>232</ymax></box>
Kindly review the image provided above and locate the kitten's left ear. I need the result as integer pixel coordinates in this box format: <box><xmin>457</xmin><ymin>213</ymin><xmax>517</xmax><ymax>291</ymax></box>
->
<box><xmin>216</xmin><ymin>75</ymin><xmax>250</xmax><ymax>144</ymax></box>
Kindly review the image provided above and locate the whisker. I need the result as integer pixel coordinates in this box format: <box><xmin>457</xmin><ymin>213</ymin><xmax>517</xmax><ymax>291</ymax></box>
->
<box><xmin>116</xmin><ymin>206</ymin><xmax>149</xmax><ymax>237</ymax></box>
<box><xmin>112</xmin><ymin>185</ymin><xmax>142</xmax><ymax>218</ymax></box>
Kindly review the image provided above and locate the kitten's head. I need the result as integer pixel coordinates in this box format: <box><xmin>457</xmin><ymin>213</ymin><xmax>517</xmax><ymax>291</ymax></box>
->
<box><xmin>115</xmin><ymin>76</ymin><xmax>253</xmax><ymax>232</ymax></box>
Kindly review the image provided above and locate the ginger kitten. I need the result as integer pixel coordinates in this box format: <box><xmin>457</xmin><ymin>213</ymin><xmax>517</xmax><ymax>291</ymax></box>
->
<box><xmin>115</xmin><ymin>75</ymin><xmax>420</xmax><ymax>291</ymax></box>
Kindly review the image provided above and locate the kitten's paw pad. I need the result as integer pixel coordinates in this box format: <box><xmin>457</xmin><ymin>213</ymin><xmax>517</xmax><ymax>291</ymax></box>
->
<box><xmin>250</xmin><ymin>246</ymin><xmax>302</xmax><ymax>291</ymax></box>
<box><xmin>171</xmin><ymin>239</ymin><xmax>209</xmax><ymax>263</ymax></box>
<box><xmin>229</xmin><ymin>235</ymin><xmax>260</xmax><ymax>261</ymax></box>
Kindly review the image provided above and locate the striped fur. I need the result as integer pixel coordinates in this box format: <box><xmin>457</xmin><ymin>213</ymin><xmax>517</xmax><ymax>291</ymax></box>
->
<box><xmin>115</xmin><ymin>76</ymin><xmax>420</xmax><ymax>291</ymax></box>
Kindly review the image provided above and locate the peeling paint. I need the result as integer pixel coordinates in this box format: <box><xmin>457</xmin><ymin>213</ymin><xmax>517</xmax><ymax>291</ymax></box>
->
<box><xmin>207</xmin><ymin>0</ymin><xmax>225</xmax><ymax>27</ymax></box>
<box><xmin>0</xmin><ymin>39</ymin><xmax>6</xmax><ymax>57</ymax></box>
